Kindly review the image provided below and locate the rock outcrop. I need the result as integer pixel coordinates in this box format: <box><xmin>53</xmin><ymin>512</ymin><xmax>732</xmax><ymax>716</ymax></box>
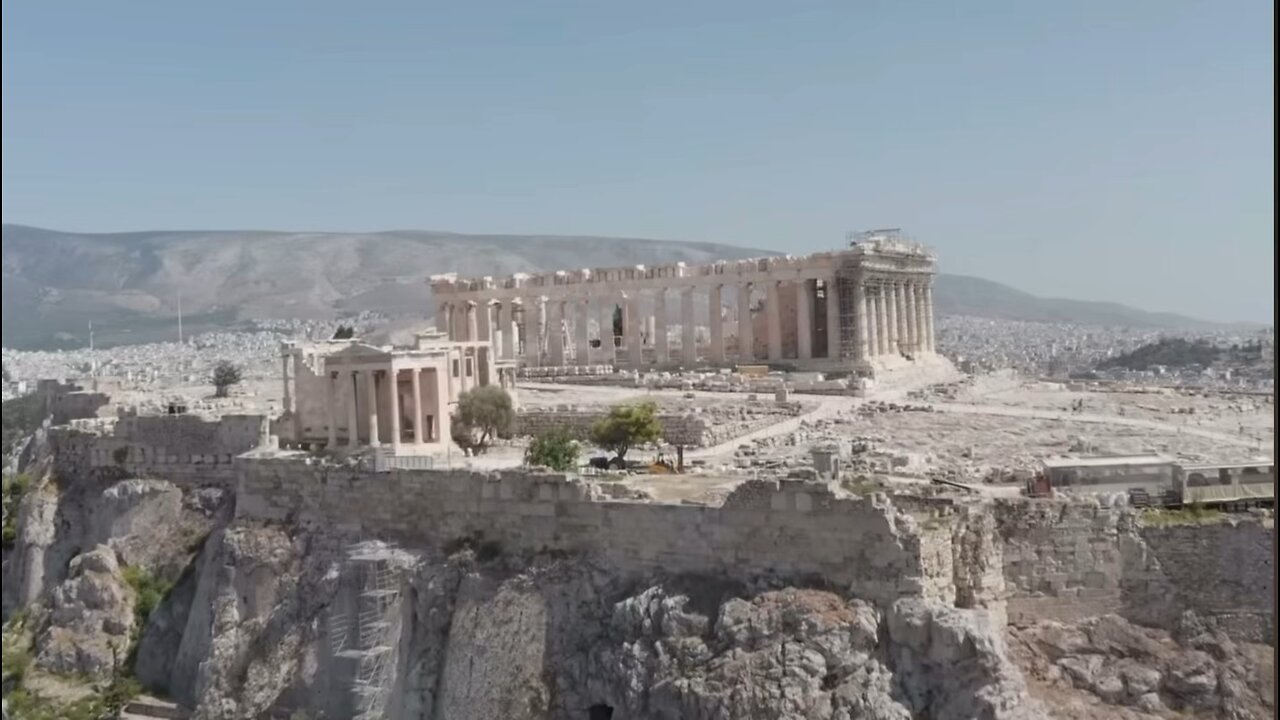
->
<box><xmin>34</xmin><ymin>545</ymin><xmax>134</xmax><ymax>676</ymax></box>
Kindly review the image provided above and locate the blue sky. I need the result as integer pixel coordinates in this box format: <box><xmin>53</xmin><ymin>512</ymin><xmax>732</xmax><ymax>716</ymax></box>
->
<box><xmin>2</xmin><ymin>1</ymin><xmax>1273</xmax><ymax>324</ymax></box>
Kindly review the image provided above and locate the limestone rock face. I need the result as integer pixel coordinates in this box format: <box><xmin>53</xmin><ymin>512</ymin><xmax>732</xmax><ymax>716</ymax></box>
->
<box><xmin>1009</xmin><ymin>613</ymin><xmax>1275</xmax><ymax>720</ymax></box>
<box><xmin>156</xmin><ymin>527</ymin><xmax>1043</xmax><ymax>720</ymax></box>
<box><xmin>34</xmin><ymin>544</ymin><xmax>134</xmax><ymax>677</ymax></box>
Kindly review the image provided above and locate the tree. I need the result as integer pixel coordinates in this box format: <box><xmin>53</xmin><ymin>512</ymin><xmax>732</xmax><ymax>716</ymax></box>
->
<box><xmin>451</xmin><ymin>385</ymin><xmax>514</xmax><ymax>455</ymax></box>
<box><xmin>525</xmin><ymin>429</ymin><xmax>581</xmax><ymax>472</ymax></box>
<box><xmin>212</xmin><ymin>360</ymin><xmax>242</xmax><ymax>398</ymax></box>
<box><xmin>332</xmin><ymin>325</ymin><xmax>355</xmax><ymax>340</ymax></box>
<box><xmin>589</xmin><ymin>401</ymin><xmax>663</xmax><ymax>461</ymax></box>
<box><xmin>612</xmin><ymin>305</ymin><xmax>623</xmax><ymax>347</ymax></box>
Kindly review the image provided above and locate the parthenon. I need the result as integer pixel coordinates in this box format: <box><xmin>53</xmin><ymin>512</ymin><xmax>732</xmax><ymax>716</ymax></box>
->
<box><xmin>430</xmin><ymin>229</ymin><xmax>939</xmax><ymax>376</ymax></box>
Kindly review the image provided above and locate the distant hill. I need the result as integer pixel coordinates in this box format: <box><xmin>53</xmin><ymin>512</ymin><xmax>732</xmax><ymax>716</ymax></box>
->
<box><xmin>1</xmin><ymin>224</ymin><xmax>1233</xmax><ymax>349</ymax></box>
<box><xmin>931</xmin><ymin>274</ymin><xmax>1229</xmax><ymax>330</ymax></box>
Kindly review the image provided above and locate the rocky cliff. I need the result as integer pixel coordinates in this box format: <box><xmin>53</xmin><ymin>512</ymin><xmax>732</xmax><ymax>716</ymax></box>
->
<box><xmin>1</xmin><ymin>452</ymin><xmax>1273</xmax><ymax>719</ymax></box>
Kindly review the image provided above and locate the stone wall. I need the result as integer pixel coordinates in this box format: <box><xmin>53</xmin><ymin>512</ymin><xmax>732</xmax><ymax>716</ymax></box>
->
<box><xmin>235</xmin><ymin>460</ymin><xmax>951</xmax><ymax>607</ymax></box>
<box><xmin>995</xmin><ymin>499</ymin><xmax>1275</xmax><ymax>642</ymax></box>
<box><xmin>47</xmin><ymin>415</ymin><xmax>259</xmax><ymax>491</ymax></box>
<box><xmin>35</xmin><ymin>379</ymin><xmax>112</xmax><ymax>425</ymax></box>
<box><xmin>514</xmin><ymin>409</ymin><xmax>709</xmax><ymax>447</ymax></box>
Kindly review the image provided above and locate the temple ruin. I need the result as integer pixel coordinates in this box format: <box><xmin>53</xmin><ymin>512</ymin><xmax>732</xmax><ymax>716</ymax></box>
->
<box><xmin>430</xmin><ymin>229</ymin><xmax>940</xmax><ymax>377</ymax></box>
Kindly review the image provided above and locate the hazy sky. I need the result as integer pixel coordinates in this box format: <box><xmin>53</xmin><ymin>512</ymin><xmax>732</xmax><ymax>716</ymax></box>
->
<box><xmin>2</xmin><ymin>1</ymin><xmax>1273</xmax><ymax>324</ymax></box>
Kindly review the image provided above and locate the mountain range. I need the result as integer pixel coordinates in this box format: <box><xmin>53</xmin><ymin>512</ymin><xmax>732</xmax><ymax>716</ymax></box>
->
<box><xmin>1</xmin><ymin>224</ymin><xmax>1237</xmax><ymax>350</ymax></box>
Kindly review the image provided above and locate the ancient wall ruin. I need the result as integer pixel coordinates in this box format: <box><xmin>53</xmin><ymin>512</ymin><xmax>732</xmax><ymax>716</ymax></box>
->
<box><xmin>996</xmin><ymin>499</ymin><xmax>1274</xmax><ymax>643</ymax></box>
<box><xmin>235</xmin><ymin>460</ymin><xmax>953</xmax><ymax>607</ymax></box>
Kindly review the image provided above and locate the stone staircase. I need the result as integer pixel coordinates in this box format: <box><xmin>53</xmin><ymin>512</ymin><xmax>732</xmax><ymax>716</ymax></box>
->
<box><xmin>121</xmin><ymin>696</ymin><xmax>188</xmax><ymax>719</ymax></box>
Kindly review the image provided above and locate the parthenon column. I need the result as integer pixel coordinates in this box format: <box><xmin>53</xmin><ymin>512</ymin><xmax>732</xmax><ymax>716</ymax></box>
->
<box><xmin>602</xmin><ymin>300</ymin><xmax>618</xmax><ymax>363</ymax></box>
<box><xmin>476</xmin><ymin>301</ymin><xmax>492</xmax><ymax>345</ymax></box>
<box><xmin>904</xmin><ymin>282</ymin><xmax>918</xmax><ymax>353</ymax></box>
<box><xmin>548</xmin><ymin>300</ymin><xmax>565</xmax><ymax>366</ymax></box>
<box><xmin>913</xmin><ymin>284</ymin><xmax>926</xmax><ymax>353</ymax></box>
<box><xmin>326</xmin><ymin>372</ymin><xmax>338</xmax><ymax>447</ymax></box>
<box><xmin>765</xmin><ymin>281</ymin><xmax>782</xmax><ymax>362</ymax></box>
<box><xmin>796</xmin><ymin>279</ymin><xmax>813</xmax><ymax>360</ymax></box>
<box><xmin>365</xmin><ymin>370</ymin><xmax>380</xmax><ymax>447</ymax></box>
<box><xmin>898</xmin><ymin>282</ymin><xmax>911</xmax><ymax>353</ymax></box>
<box><xmin>387</xmin><ymin>369</ymin><xmax>401</xmax><ymax>452</ymax></box>
<box><xmin>708</xmin><ymin>285</ymin><xmax>725</xmax><ymax>363</ymax></box>
<box><xmin>438</xmin><ymin>303</ymin><xmax>452</xmax><ymax>337</ymax></box>
<box><xmin>680</xmin><ymin>287</ymin><xmax>696</xmax><ymax>365</ymax></box>
<box><xmin>826</xmin><ymin>279</ymin><xmax>841</xmax><ymax>360</ymax></box>
<box><xmin>499</xmin><ymin>302</ymin><xmax>516</xmax><ymax>360</ymax></box>
<box><xmin>653</xmin><ymin>289</ymin><xmax>669</xmax><ymax>363</ymax></box>
<box><xmin>865</xmin><ymin>287</ymin><xmax>878</xmax><ymax>357</ymax></box>
<box><xmin>885</xmin><ymin>282</ymin><xmax>899</xmax><ymax>355</ymax></box>
<box><xmin>856</xmin><ymin>283</ymin><xmax>869</xmax><ymax>361</ymax></box>
<box><xmin>521</xmin><ymin>300</ymin><xmax>538</xmax><ymax>365</ymax></box>
<box><xmin>464</xmin><ymin>302</ymin><xmax>479</xmax><ymax>342</ymax></box>
<box><xmin>875</xmin><ymin>285</ymin><xmax>889</xmax><ymax>356</ymax></box>
<box><xmin>576</xmin><ymin>299</ymin><xmax>591</xmax><ymax>365</ymax></box>
<box><xmin>410</xmin><ymin>368</ymin><xmax>423</xmax><ymax>445</ymax></box>
<box><xmin>346</xmin><ymin>371</ymin><xmax>359</xmax><ymax>448</ymax></box>
<box><xmin>923</xmin><ymin>283</ymin><xmax>936</xmax><ymax>353</ymax></box>
<box><xmin>626</xmin><ymin>294</ymin><xmax>642</xmax><ymax>367</ymax></box>
<box><xmin>737</xmin><ymin>284</ymin><xmax>754</xmax><ymax>361</ymax></box>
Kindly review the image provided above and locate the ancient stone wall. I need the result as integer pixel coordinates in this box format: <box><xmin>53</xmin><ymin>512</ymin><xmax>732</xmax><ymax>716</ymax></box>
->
<box><xmin>995</xmin><ymin>499</ymin><xmax>1274</xmax><ymax>642</ymax></box>
<box><xmin>35</xmin><ymin>379</ymin><xmax>112</xmax><ymax>425</ymax></box>
<box><xmin>514</xmin><ymin>409</ymin><xmax>709</xmax><ymax>446</ymax></box>
<box><xmin>235</xmin><ymin>460</ymin><xmax>951</xmax><ymax>607</ymax></box>
<box><xmin>47</xmin><ymin>416</ymin><xmax>257</xmax><ymax>491</ymax></box>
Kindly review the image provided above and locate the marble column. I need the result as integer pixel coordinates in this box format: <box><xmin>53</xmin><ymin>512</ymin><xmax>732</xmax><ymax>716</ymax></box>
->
<box><xmin>826</xmin><ymin>278</ymin><xmax>841</xmax><ymax>360</ymax></box>
<box><xmin>366</xmin><ymin>370</ymin><xmax>381</xmax><ymax>447</ymax></box>
<box><xmin>346</xmin><ymin>371</ymin><xmax>359</xmax><ymax>448</ymax></box>
<box><xmin>500</xmin><ymin>302</ymin><xmax>516</xmax><ymax>360</ymax></box>
<box><xmin>437</xmin><ymin>302</ymin><xmax>452</xmax><ymax>336</ymax></box>
<box><xmin>602</xmin><ymin>300</ymin><xmax>618</xmax><ymax>363</ymax></box>
<box><xmin>626</xmin><ymin>294</ymin><xmax>642</xmax><ymax>367</ymax></box>
<box><xmin>576</xmin><ymin>299</ymin><xmax>591</xmax><ymax>365</ymax></box>
<box><xmin>904</xmin><ymin>282</ymin><xmax>918</xmax><ymax>353</ymax></box>
<box><xmin>476</xmin><ymin>301</ymin><xmax>492</xmax><ymax>345</ymax></box>
<box><xmin>914</xmin><ymin>284</ymin><xmax>926</xmax><ymax>352</ymax></box>
<box><xmin>896</xmin><ymin>281</ymin><xmax>906</xmax><ymax>351</ymax></box>
<box><xmin>410</xmin><ymin>368</ymin><xmax>423</xmax><ymax>445</ymax></box>
<box><xmin>464</xmin><ymin>302</ymin><xmax>479</xmax><ymax>342</ymax></box>
<box><xmin>875</xmin><ymin>285</ymin><xmax>889</xmax><ymax>356</ymax></box>
<box><xmin>885</xmin><ymin>282</ymin><xmax>899</xmax><ymax>355</ymax></box>
<box><xmin>856</xmin><ymin>283</ymin><xmax>870</xmax><ymax>361</ymax></box>
<box><xmin>326</xmin><ymin>372</ymin><xmax>338</xmax><ymax>447</ymax></box>
<box><xmin>388</xmin><ymin>369</ymin><xmax>401</xmax><ymax>451</ymax></box>
<box><xmin>765</xmin><ymin>280</ymin><xmax>782</xmax><ymax>362</ymax></box>
<box><xmin>435</xmin><ymin>367</ymin><xmax>451</xmax><ymax>444</ymax></box>
<box><xmin>548</xmin><ymin>300</ymin><xmax>565</xmax><ymax>366</ymax></box>
<box><xmin>681</xmin><ymin>287</ymin><xmax>696</xmax><ymax>365</ymax></box>
<box><xmin>653</xmin><ymin>289</ymin><xmax>669</xmax><ymax>363</ymax></box>
<box><xmin>523</xmin><ymin>299</ymin><xmax>541</xmax><ymax>366</ymax></box>
<box><xmin>923</xmin><ymin>284</ymin><xmax>935</xmax><ymax>352</ymax></box>
<box><xmin>796</xmin><ymin>279</ymin><xmax>813</xmax><ymax>360</ymax></box>
<box><xmin>708</xmin><ymin>285</ymin><xmax>725</xmax><ymax>363</ymax></box>
<box><xmin>865</xmin><ymin>287</ymin><xmax>878</xmax><ymax>357</ymax></box>
<box><xmin>737</xmin><ymin>284</ymin><xmax>754</xmax><ymax>361</ymax></box>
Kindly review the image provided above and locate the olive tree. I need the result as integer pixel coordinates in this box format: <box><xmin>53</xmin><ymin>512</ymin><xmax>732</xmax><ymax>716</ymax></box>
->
<box><xmin>588</xmin><ymin>401</ymin><xmax>663</xmax><ymax>461</ymax></box>
<box><xmin>450</xmin><ymin>385</ymin><xmax>514</xmax><ymax>455</ymax></box>
<box><xmin>212</xmin><ymin>361</ymin><xmax>242</xmax><ymax>398</ymax></box>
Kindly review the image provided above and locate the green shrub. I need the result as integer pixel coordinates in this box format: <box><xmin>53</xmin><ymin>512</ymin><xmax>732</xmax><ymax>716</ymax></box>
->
<box><xmin>2</xmin><ymin>473</ymin><xmax>34</xmax><ymax>549</ymax></box>
<box><xmin>122</xmin><ymin>565</ymin><xmax>173</xmax><ymax>635</ymax></box>
<box><xmin>525</xmin><ymin>429</ymin><xmax>581</xmax><ymax>472</ymax></box>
